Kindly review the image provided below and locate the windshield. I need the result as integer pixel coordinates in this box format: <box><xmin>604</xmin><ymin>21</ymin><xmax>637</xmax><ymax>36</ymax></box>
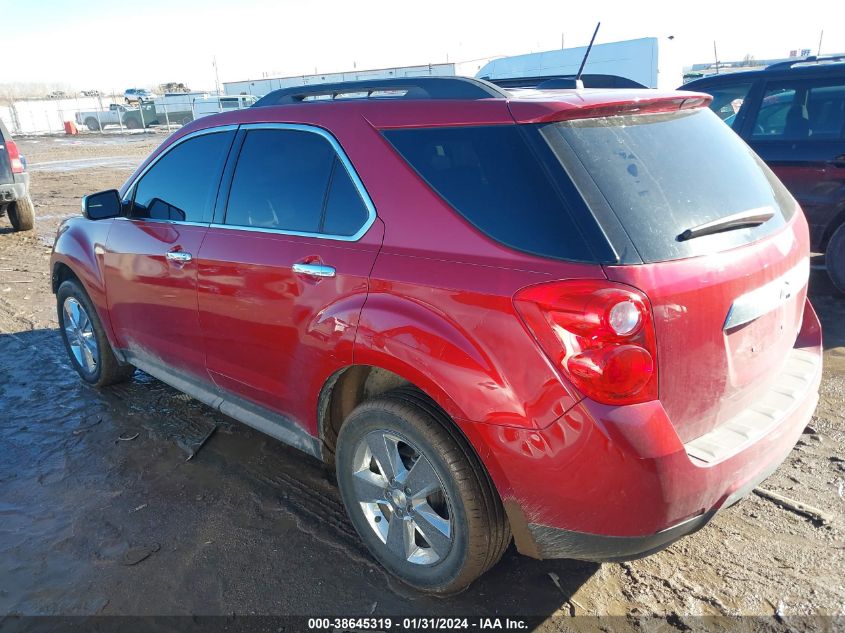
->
<box><xmin>541</xmin><ymin>108</ymin><xmax>796</xmax><ymax>263</ymax></box>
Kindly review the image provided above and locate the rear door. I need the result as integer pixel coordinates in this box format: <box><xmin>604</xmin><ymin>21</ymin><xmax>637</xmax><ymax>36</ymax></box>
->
<box><xmin>197</xmin><ymin>124</ymin><xmax>382</xmax><ymax>430</ymax></box>
<box><xmin>542</xmin><ymin>107</ymin><xmax>808</xmax><ymax>442</ymax></box>
<box><xmin>742</xmin><ymin>75</ymin><xmax>845</xmax><ymax>248</ymax></box>
<box><xmin>104</xmin><ymin>128</ymin><xmax>235</xmax><ymax>376</ymax></box>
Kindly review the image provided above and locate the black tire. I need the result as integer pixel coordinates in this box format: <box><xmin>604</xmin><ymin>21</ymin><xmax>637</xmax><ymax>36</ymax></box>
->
<box><xmin>8</xmin><ymin>195</ymin><xmax>34</xmax><ymax>231</ymax></box>
<box><xmin>84</xmin><ymin>117</ymin><xmax>101</xmax><ymax>131</ymax></box>
<box><xmin>826</xmin><ymin>223</ymin><xmax>845</xmax><ymax>294</ymax></box>
<box><xmin>57</xmin><ymin>279</ymin><xmax>135</xmax><ymax>387</ymax></box>
<box><xmin>335</xmin><ymin>388</ymin><xmax>510</xmax><ymax>594</ymax></box>
<box><xmin>125</xmin><ymin>117</ymin><xmax>141</xmax><ymax>130</ymax></box>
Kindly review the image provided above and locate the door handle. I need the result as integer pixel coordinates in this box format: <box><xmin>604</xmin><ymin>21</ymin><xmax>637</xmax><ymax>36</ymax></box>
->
<box><xmin>166</xmin><ymin>251</ymin><xmax>193</xmax><ymax>263</ymax></box>
<box><xmin>292</xmin><ymin>262</ymin><xmax>336</xmax><ymax>278</ymax></box>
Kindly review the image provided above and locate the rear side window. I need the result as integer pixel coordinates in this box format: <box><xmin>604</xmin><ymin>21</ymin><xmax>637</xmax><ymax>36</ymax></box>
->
<box><xmin>752</xmin><ymin>79</ymin><xmax>845</xmax><ymax>139</ymax></box>
<box><xmin>383</xmin><ymin>125</ymin><xmax>606</xmax><ymax>262</ymax></box>
<box><xmin>543</xmin><ymin>108</ymin><xmax>796</xmax><ymax>263</ymax></box>
<box><xmin>132</xmin><ymin>131</ymin><xmax>234</xmax><ymax>222</ymax></box>
<box><xmin>225</xmin><ymin>128</ymin><xmax>370</xmax><ymax>237</ymax></box>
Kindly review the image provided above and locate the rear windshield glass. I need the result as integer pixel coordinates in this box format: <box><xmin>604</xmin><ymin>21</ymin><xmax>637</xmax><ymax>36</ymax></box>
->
<box><xmin>541</xmin><ymin>108</ymin><xmax>796</xmax><ymax>263</ymax></box>
<box><xmin>382</xmin><ymin>125</ymin><xmax>612</xmax><ymax>262</ymax></box>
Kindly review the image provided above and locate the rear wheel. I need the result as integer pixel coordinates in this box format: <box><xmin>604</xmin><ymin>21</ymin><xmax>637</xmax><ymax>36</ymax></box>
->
<box><xmin>335</xmin><ymin>388</ymin><xmax>510</xmax><ymax>594</ymax></box>
<box><xmin>8</xmin><ymin>195</ymin><xmax>34</xmax><ymax>231</ymax></box>
<box><xmin>125</xmin><ymin>117</ymin><xmax>141</xmax><ymax>130</ymax></box>
<box><xmin>57</xmin><ymin>279</ymin><xmax>135</xmax><ymax>387</ymax></box>
<box><xmin>84</xmin><ymin>117</ymin><xmax>101</xmax><ymax>131</ymax></box>
<box><xmin>827</xmin><ymin>223</ymin><xmax>845</xmax><ymax>294</ymax></box>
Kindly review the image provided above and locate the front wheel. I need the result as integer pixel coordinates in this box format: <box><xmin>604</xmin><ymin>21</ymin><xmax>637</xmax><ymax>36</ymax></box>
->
<box><xmin>826</xmin><ymin>223</ymin><xmax>845</xmax><ymax>294</ymax></box>
<box><xmin>57</xmin><ymin>279</ymin><xmax>135</xmax><ymax>387</ymax></box>
<box><xmin>336</xmin><ymin>389</ymin><xmax>510</xmax><ymax>594</ymax></box>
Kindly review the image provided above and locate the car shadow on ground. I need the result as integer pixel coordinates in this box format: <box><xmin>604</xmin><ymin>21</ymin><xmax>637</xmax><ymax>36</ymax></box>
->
<box><xmin>0</xmin><ymin>326</ymin><xmax>598</xmax><ymax>620</ymax></box>
<box><xmin>809</xmin><ymin>266</ymin><xmax>845</xmax><ymax>352</ymax></box>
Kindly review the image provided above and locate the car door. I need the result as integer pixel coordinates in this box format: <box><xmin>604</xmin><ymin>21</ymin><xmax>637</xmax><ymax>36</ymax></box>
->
<box><xmin>742</xmin><ymin>76</ymin><xmax>845</xmax><ymax>249</ymax></box>
<box><xmin>197</xmin><ymin>124</ymin><xmax>383</xmax><ymax>431</ymax></box>
<box><xmin>104</xmin><ymin>127</ymin><xmax>235</xmax><ymax>377</ymax></box>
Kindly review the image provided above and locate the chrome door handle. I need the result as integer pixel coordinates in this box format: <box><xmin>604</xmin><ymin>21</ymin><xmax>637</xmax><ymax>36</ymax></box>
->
<box><xmin>292</xmin><ymin>263</ymin><xmax>336</xmax><ymax>278</ymax></box>
<box><xmin>166</xmin><ymin>251</ymin><xmax>193</xmax><ymax>263</ymax></box>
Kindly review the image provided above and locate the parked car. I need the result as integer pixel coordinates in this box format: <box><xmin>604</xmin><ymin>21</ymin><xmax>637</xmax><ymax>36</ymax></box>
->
<box><xmin>124</xmin><ymin>88</ymin><xmax>156</xmax><ymax>104</ymax></box>
<box><xmin>46</xmin><ymin>90</ymin><xmax>67</xmax><ymax>99</ymax></box>
<box><xmin>80</xmin><ymin>89</ymin><xmax>101</xmax><ymax>97</ymax></box>
<box><xmin>682</xmin><ymin>56</ymin><xmax>845</xmax><ymax>292</ymax></box>
<box><xmin>51</xmin><ymin>77</ymin><xmax>822</xmax><ymax>594</ymax></box>
<box><xmin>75</xmin><ymin>103</ymin><xmax>156</xmax><ymax>131</ymax></box>
<box><xmin>0</xmin><ymin>120</ymin><xmax>34</xmax><ymax>231</ymax></box>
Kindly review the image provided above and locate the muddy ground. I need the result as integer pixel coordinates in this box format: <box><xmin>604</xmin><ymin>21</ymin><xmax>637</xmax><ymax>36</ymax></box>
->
<box><xmin>0</xmin><ymin>133</ymin><xmax>843</xmax><ymax>627</ymax></box>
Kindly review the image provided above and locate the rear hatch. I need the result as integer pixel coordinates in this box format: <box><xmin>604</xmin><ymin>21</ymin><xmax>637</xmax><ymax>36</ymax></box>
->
<box><xmin>539</xmin><ymin>105</ymin><xmax>808</xmax><ymax>442</ymax></box>
<box><xmin>0</xmin><ymin>122</ymin><xmax>13</xmax><ymax>185</ymax></box>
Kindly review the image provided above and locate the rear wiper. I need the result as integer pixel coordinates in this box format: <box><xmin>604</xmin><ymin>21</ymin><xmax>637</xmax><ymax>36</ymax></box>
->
<box><xmin>677</xmin><ymin>207</ymin><xmax>775</xmax><ymax>242</ymax></box>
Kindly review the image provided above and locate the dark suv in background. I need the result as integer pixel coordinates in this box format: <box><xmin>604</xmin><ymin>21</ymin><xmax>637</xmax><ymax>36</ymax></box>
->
<box><xmin>0</xmin><ymin>120</ymin><xmax>34</xmax><ymax>232</ymax></box>
<box><xmin>682</xmin><ymin>56</ymin><xmax>845</xmax><ymax>292</ymax></box>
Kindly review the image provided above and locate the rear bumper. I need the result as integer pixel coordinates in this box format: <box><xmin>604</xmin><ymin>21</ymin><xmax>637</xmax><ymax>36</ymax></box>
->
<box><xmin>463</xmin><ymin>298</ymin><xmax>823</xmax><ymax>561</ymax></box>
<box><xmin>0</xmin><ymin>178</ymin><xmax>28</xmax><ymax>204</ymax></box>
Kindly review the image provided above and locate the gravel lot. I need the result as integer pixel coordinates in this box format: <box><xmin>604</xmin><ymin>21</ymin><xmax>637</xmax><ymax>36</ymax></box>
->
<box><xmin>1</xmin><ymin>133</ymin><xmax>843</xmax><ymax>626</ymax></box>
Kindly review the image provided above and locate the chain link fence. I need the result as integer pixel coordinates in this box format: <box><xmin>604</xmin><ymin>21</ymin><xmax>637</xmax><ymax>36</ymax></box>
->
<box><xmin>0</xmin><ymin>93</ymin><xmax>257</xmax><ymax>136</ymax></box>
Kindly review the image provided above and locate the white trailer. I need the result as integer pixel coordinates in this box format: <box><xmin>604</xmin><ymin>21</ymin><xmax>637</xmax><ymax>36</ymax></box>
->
<box><xmin>191</xmin><ymin>95</ymin><xmax>257</xmax><ymax>119</ymax></box>
<box><xmin>476</xmin><ymin>38</ymin><xmax>682</xmax><ymax>90</ymax></box>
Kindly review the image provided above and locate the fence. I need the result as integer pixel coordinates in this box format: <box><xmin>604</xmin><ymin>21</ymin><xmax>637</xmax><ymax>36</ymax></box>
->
<box><xmin>0</xmin><ymin>93</ymin><xmax>255</xmax><ymax>136</ymax></box>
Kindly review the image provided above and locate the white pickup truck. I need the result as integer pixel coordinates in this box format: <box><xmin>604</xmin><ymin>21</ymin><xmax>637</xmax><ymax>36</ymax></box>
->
<box><xmin>74</xmin><ymin>103</ymin><xmax>155</xmax><ymax>131</ymax></box>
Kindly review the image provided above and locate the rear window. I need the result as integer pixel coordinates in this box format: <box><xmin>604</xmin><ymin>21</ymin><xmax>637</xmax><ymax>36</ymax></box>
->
<box><xmin>382</xmin><ymin>125</ymin><xmax>612</xmax><ymax>262</ymax></box>
<box><xmin>541</xmin><ymin>108</ymin><xmax>796</xmax><ymax>263</ymax></box>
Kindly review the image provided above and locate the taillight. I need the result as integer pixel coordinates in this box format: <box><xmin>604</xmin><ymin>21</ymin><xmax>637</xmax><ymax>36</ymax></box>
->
<box><xmin>514</xmin><ymin>280</ymin><xmax>658</xmax><ymax>405</ymax></box>
<box><xmin>6</xmin><ymin>140</ymin><xmax>24</xmax><ymax>174</ymax></box>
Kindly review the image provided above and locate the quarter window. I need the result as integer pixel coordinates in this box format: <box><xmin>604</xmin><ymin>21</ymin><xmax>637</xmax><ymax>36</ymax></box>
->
<box><xmin>224</xmin><ymin>128</ymin><xmax>370</xmax><ymax>237</ymax></box>
<box><xmin>132</xmin><ymin>131</ymin><xmax>234</xmax><ymax>222</ymax></box>
<box><xmin>702</xmin><ymin>82</ymin><xmax>753</xmax><ymax>126</ymax></box>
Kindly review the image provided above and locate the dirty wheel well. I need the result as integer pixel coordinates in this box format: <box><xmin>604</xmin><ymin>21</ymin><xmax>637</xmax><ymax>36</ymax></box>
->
<box><xmin>52</xmin><ymin>263</ymin><xmax>80</xmax><ymax>294</ymax></box>
<box><xmin>319</xmin><ymin>366</ymin><xmax>412</xmax><ymax>465</ymax></box>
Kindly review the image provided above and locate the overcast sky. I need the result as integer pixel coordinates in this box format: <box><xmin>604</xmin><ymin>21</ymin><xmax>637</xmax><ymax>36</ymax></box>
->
<box><xmin>3</xmin><ymin>0</ymin><xmax>844</xmax><ymax>90</ymax></box>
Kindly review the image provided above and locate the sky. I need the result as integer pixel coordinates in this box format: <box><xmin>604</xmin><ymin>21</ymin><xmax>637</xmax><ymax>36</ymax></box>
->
<box><xmin>2</xmin><ymin>0</ymin><xmax>844</xmax><ymax>91</ymax></box>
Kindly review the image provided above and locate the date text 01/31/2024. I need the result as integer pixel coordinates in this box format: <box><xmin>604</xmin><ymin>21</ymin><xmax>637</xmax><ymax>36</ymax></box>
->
<box><xmin>307</xmin><ymin>617</ymin><xmax>530</xmax><ymax>630</ymax></box>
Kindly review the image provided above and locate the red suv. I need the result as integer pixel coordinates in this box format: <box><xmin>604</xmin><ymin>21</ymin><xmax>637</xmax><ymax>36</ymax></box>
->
<box><xmin>51</xmin><ymin>77</ymin><xmax>823</xmax><ymax>594</ymax></box>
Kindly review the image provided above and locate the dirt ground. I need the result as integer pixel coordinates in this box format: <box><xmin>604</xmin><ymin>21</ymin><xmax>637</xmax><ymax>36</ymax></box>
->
<box><xmin>1</xmin><ymin>133</ymin><xmax>843</xmax><ymax>627</ymax></box>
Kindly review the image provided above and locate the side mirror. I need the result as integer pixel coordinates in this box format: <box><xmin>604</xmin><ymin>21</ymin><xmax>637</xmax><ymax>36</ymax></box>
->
<box><xmin>82</xmin><ymin>189</ymin><xmax>122</xmax><ymax>220</ymax></box>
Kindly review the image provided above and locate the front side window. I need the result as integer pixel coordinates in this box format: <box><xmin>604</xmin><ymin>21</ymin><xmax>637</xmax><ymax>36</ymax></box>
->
<box><xmin>224</xmin><ymin>128</ymin><xmax>370</xmax><ymax>237</ymax></box>
<box><xmin>132</xmin><ymin>131</ymin><xmax>233</xmax><ymax>222</ymax></box>
<box><xmin>752</xmin><ymin>79</ymin><xmax>845</xmax><ymax>139</ymax></box>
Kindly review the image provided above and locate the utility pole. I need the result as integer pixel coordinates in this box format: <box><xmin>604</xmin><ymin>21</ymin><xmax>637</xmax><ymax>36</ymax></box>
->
<box><xmin>213</xmin><ymin>56</ymin><xmax>221</xmax><ymax>95</ymax></box>
<box><xmin>714</xmin><ymin>41</ymin><xmax>719</xmax><ymax>74</ymax></box>
<box><xmin>818</xmin><ymin>29</ymin><xmax>824</xmax><ymax>56</ymax></box>
<box><xmin>561</xmin><ymin>32</ymin><xmax>565</xmax><ymax>49</ymax></box>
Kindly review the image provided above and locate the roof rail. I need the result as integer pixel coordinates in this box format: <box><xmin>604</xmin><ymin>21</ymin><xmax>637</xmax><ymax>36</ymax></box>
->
<box><xmin>252</xmin><ymin>76</ymin><xmax>507</xmax><ymax>107</ymax></box>
<box><xmin>767</xmin><ymin>54</ymin><xmax>845</xmax><ymax>70</ymax></box>
<box><xmin>486</xmin><ymin>74</ymin><xmax>647</xmax><ymax>90</ymax></box>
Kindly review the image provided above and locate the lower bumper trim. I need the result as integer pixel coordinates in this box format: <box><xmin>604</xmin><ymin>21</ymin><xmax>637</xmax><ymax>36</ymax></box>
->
<box><xmin>527</xmin><ymin>512</ymin><xmax>713</xmax><ymax>562</ymax></box>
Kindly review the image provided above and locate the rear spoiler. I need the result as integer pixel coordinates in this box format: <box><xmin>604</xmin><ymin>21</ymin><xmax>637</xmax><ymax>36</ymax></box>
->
<box><xmin>509</xmin><ymin>93</ymin><xmax>712</xmax><ymax>124</ymax></box>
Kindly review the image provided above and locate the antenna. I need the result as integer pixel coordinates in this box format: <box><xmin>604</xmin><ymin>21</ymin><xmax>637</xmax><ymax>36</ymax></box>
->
<box><xmin>575</xmin><ymin>22</ymin><xmax>601</xmax><ymax>89</ymax></box>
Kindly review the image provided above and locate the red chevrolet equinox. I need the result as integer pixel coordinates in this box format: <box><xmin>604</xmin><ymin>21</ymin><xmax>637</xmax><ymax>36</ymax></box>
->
<box><xmin>51</xmin><ymin>77</ymin><xmax>823</xmax><ymax>594</ymax></box>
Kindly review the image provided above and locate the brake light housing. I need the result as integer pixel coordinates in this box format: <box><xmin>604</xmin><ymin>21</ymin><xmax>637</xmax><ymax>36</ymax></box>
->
<box><xmin>6</xmin><ymin>140</ymin><xmax>24</xmax><ymax>174</ymax></box>
<box><xmin>514</xmin><ymin>280</ymin><xmax>658</xmax><ymax>405</ymax></box>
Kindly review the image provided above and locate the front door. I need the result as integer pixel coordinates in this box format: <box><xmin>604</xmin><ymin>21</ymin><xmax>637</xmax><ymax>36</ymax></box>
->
<box><xmin>197</xmin><ymin>125</ymin><xmax>382</xmax><ymax>431</ymax></box>
<box><xmin>104</xmin><ymin>129</ymin><xmax>235</xmax><ymax>376</ymax></box>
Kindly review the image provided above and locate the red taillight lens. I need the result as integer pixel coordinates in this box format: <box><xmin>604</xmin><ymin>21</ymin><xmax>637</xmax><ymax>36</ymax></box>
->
<box><xmin>514</xmin><ymin>280</ymin><xmax>658</xmax><ymax>405</ymax></box>
<box><xmin>6</xmin><ymin>140</ymin><xmax>24</xmax><ymax>174</ymax></box>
